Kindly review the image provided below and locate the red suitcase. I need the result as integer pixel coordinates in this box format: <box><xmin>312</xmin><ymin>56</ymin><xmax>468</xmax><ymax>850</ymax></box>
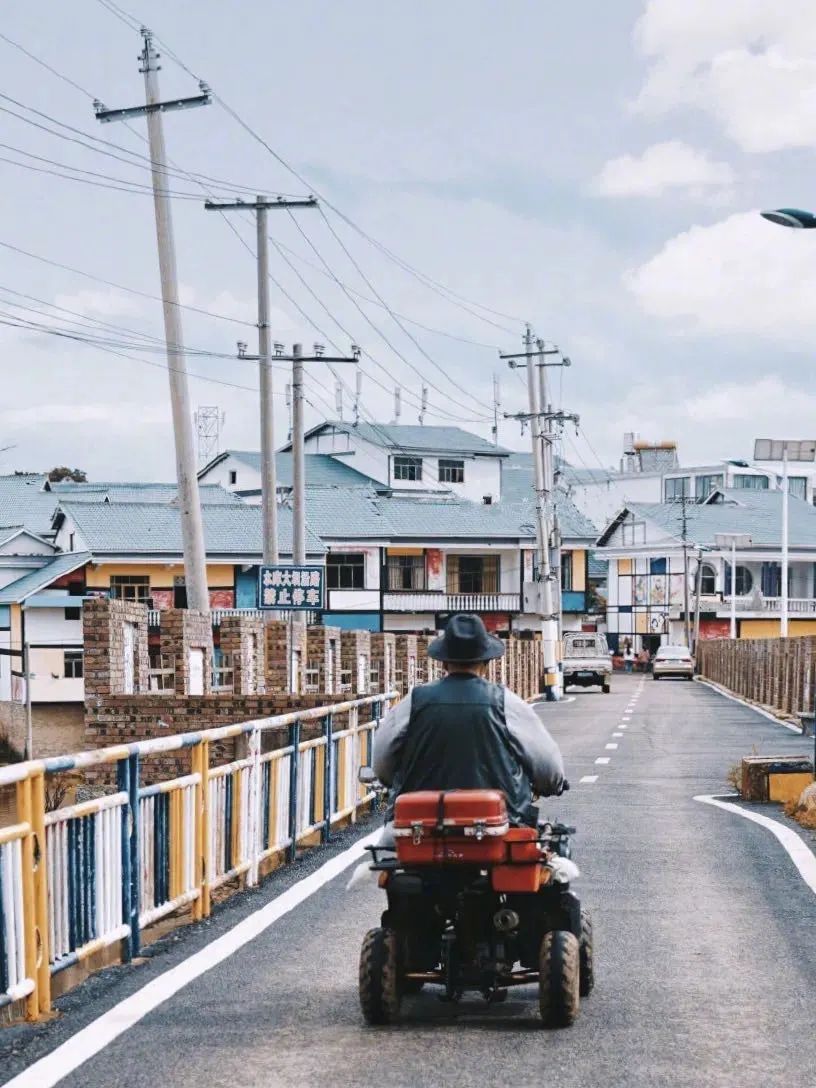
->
<box><xmin>393</xmin><ymin>789</ymin><xmax>509</xmax><ymax>865</ymax></box>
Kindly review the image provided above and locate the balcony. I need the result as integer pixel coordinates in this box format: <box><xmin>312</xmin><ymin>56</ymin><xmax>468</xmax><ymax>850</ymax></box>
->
<box><xmin>734</xmin><ymin>596</ymin><xmax>816</xmax><ymax>614</ymax></box>
<box><xmin>383</xmin><ymin>592</ymin><xmax>521</xmax><ymax>614</ymax></box>
<box><xmin>147</xmin><ymin>607</ymin><xmax>266</xmax><ymax>628</ymax></box>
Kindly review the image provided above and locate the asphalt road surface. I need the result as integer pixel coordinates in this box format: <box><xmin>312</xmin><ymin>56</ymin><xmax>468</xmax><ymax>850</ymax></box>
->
<box><xmin>5</xmin><ymin>675</ymin><xmax>816</xmax><ymax>1088</ymax></box>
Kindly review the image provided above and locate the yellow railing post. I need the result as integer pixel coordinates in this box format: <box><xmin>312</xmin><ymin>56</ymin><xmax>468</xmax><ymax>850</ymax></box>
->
<box><xmin>16</xmin><ymin>775</ymin><xmax>38</xmax><ymax>1020</ymax></box>
<box><xmin>199</xmin><ymin>739</ymin><xmax>211</xmax><ymax>918</ymax></box>
<box><xmin>30</xmin><ymin>769</ymin><xmax>51</xmax><ymax>1017</ymax></box>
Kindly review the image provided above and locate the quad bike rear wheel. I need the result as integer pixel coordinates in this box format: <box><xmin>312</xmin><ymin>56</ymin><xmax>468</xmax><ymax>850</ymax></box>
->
<box><xmin>579</xmin><ymin>909</ymin><xmax>594</xmax><ymax>997</ymax></box>
<box><xmin>601</xmin><ymin>681</ymin><xmax>610</xmax><ymax>694</ymax></box>
<box><xmin>538</xmin><ymin>930</ymin><xmax>580</xmax><ymax>1027</ymax></box>
<box><xmin>359</xmin><ymin>927</ymin><xmax>401</xmax><ymax>1025</ymax></box>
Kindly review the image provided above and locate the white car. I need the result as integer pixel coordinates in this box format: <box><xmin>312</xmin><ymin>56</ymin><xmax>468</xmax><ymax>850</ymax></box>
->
<box><xmin>653</xmin><ymin>645</ymin><xmax>694</xmax><ymax>680</ymax></box>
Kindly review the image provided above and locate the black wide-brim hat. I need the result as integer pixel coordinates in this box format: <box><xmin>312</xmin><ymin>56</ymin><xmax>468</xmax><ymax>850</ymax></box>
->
<box><xmin>428</xmin><ymin>613</ymin><xmax>505</xmax><ymax>663</ymax></box>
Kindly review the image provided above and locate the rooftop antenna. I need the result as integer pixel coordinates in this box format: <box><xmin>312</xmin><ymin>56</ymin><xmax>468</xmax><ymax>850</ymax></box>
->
<box><xmin>195</xmin><ymin>405</ymin><xmax>221</xmax><ymax>466</ymax></box>
<box><xmin>418</xmin><ymin>385</ymin><xmax>428</xmax><ymax>425</ymax></box>
<box><xmin>353</xmin><ymin>367</ymin><xmax>362</xmax><ymax>426</ymax></box>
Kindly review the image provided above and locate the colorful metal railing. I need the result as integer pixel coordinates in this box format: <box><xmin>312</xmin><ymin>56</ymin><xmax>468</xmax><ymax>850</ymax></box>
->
<box><xmin>0</xmin><ymin>692</ymin><xmax>393</xmax><ymax>1021</ymax></box>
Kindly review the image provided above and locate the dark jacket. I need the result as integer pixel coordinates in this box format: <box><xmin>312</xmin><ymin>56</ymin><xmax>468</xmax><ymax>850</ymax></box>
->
<box><xmin>373</xmin><ymin>674</ymin><xmax>564</xmax><ymax>825</ymax></box>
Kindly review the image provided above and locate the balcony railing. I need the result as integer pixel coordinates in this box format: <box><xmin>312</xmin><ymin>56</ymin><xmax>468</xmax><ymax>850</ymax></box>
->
<box><xmin>383</xmin><ymin>591</ymin><xmax>521</xmax><ymax>613</ymax></box>
<box><xmin>734</xmin><ymin>596</ymin><xmax>816</xmax><ymax>614</ymax></box>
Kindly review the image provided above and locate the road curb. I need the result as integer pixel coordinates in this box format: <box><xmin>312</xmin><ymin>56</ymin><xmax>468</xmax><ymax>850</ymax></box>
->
<box><xmin>694</xmin><ymin>677</ymin><xmax>803</xmax><ymax>735</ymax></box>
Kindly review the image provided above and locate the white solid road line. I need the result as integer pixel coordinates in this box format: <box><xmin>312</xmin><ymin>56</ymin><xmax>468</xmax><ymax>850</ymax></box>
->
<box><xmin>605</xmin><ymin>743</ymin><xmax>618</xmax><ymax>750</ymax></box>
<box><xmin>579</xmin><ymin>775</ymin><xmax>599</xmax><ymax>784</ymax></box>
<box><xmin>3</xmin><ymin>829</ymin><xmax>381</xmax><ymax>1088</ymax></box>
<box><xmin>595</xmin><ymin>757</ymin><xmax>611</xmax><ymax>765</ymax></box>
<box><xmin>695</xmin><ymin>795</ymin><xmax>816</xmax><ymax>895</ymax></box>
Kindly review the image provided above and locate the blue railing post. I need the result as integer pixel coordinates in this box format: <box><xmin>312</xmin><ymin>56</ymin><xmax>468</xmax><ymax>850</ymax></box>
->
<box><xmin>287</xmin><ymin>721</ymin><xmax>300</xmax><ymax>863</ymax></box>
<box><xmin>322</xmin><ymin>714</ymin><xmax>333</xmax><ymax>844</ymax></box>
<box><xmin>118</xmin><ymin>752</ymin><xmax>140</xmax><ymax>961</ymax></box>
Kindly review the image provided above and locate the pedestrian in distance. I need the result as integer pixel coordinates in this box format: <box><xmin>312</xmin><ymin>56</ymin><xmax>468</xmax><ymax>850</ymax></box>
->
<box><xmin>624</xmin><ymin>644</ymin><xmax>635</xmax><ymax>674</ymax></box>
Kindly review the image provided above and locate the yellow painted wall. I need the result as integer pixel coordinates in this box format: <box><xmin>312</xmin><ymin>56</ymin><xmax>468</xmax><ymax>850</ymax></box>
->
<box><xmin>85</xmin><ymin>562</ymin><xmax>235</xmax><ymax>588</ymax></box>
<box><xmin>569</xmin><ymin>549</ymin><xmax>586</xmax><ymax>592</ymax></box>
<box><xmin>740</xmin><ymin>619</ymin><xmax>816</xmax><ymax>639</ymax></box>
<box><xmin>618</xmin><ymin>558</ymin><xmax>632</xmax><ymax>575</ymax></box>
<box><xmin>10</xmin><ymin>602</ymin><xmax>21</xmax><ymax>648</ymax></box>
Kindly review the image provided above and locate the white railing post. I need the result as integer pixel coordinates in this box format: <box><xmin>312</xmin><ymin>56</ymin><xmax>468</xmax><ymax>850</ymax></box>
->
<box><xmin>247</xmin><ymin>725</ymin><xmax>262</xmax><ymax>887</ymax></box>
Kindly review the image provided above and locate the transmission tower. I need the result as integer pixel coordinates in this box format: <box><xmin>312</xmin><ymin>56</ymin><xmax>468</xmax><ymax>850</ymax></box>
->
<box><xmin>195</xmin><ymin>406</ymin><xmax>222</xmax><ymax>466</ymax></box>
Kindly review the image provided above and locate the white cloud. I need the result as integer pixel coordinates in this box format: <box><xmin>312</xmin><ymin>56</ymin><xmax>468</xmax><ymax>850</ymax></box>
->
<box><xmin>52</xmin><ymin>289</ymin><xmax>142</xmax><ymax>319</ymax></box>
<box><xmin>0</xmin><ymin>403</ymin><xmax>169</xmax><ymax>427</ymax></box>
<box><xmin>595</xmin><ymin>141</ymin><xmax>733</xmax><ymax>198</ymax></box>
<box><xmin>625</xmin><ymin>210</ymin><xmax>816</xmax><ymax>343</ymax></box>
<box><xmin>634</xmin><ymin>0</ymin><xmax>816</xmax><ymax>153</ymax></box>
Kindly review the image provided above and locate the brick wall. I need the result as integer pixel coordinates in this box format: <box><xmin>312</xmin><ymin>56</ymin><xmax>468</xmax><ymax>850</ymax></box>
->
<box><xmin>264</xmin><ymin>620</ymin><xmax>307</xmax><ymax>693</ymax></box>
<box><xmin>159</xmin><ymin>608</ymin><xmax>214</xmax><ymax>695</ymax></box>
<box><xmin>370</xmin><ymin>633</ymin><xmax>396</xmax><ymax>694</ymax></box>
<box><xmin>415</xmin><ymin>634</ymin><xmax>442</xmax><ymax>685</ymax></box>
<box><xmin>394</xmin><ymin>634</ymin><xmax>418</xmax><ymax>697</ymax></box>
<box><xmin>83</xmin><ymin>598</ymin><xmax>150</xmax><ymax>697</ymax></box>
<box><xmin>340</xmin><ymin>629</ymin><xmax>371</xmax><ymax>694</ymax></box>
<box><xmin>219</xmin><ymin>615</ymin><xmax>265</xmax><ymax>695</ymax></box>
<box><xmin>305</xmin><ymin>626</ymin><xmax>341</xmax><ymax>694</ymax></box>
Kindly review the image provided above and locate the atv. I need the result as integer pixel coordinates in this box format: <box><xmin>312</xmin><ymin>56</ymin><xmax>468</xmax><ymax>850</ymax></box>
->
<box><xmin>358</xmin><ymin>785</ymin><xmax>592</xmax><ymax>1028</ymax></box>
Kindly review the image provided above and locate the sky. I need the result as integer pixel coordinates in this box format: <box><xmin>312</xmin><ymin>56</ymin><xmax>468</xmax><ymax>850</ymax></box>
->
<box><xmin>2</xmin><ymin>0</ymin><xmax>816</xmax><ymax>480</ymax></box>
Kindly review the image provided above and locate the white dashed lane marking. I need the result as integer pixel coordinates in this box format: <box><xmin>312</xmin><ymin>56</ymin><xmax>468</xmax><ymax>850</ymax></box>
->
<box><xmin>595</xmin><ymin>757</ymin><xmax>611</xmax><ymax>765</ymax></box>
<box><xmin>605</xmin><ymin>743</ymin><xmax>618</xmax><ymax>750</ymax></box>
<box><xmin>612</xmin><ymin>732</ymin><xmax>623</xmax><ymax>737</ymax></box>
<box><xmin>579</xmin><ymin>775</ymin><xmax>599</xmax><ymax>784</ymax></box>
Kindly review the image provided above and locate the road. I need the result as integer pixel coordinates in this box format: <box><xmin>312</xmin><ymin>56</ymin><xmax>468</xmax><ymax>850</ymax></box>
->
<box><xmin>5</xmin><ymin>675</ymin><xmax>816</xmax><ymax>1088</ymax></box>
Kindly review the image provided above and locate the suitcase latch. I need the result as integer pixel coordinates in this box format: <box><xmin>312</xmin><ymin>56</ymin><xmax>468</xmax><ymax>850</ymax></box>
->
<box><xmin>411</xmin><ymin>821</ymin><xmax>423</xmax><ymax>845</ymax></box>
<box><xmin>473</xmin><ymin>820</ymin><xmax>486</xmax><ymax>841</ymax></box>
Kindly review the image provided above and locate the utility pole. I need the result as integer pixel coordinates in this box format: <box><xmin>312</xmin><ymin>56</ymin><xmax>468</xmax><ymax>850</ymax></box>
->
<box><xmin>95</xmin><ymin>29</ymin><xmax>210</xmax><ymax>611</ymax></box>
<box><xmin>204</xmin><ymin>196</ymin><xmax>317</xmax><ymax>566</ymax></box>
<box><xmin>537</xmin><ymin>341</ymin><xmax>572</xmax><ymax>651</ymax></box>
<box><xmin>492</xmin><ymin>374</ymin><xmax>501</xmax><ymax>446</ymax></box>
<box><xmin>501</xmin><ymin>328</ymin><xmax>577</xmax><ymax>700</ymax></box>
<box><xmin>692</xmin><ymin>548</ymin><xmax>704</xmax><ymax>656</ymax></box>
<box><xmin>680</xmin><ymin>495</ymin><xmax>692</xmax><ymax>648</ymax></box>
<box><xmin>274</xmin><ymin>343</ymin><xmax>361</xmax><ymax>567</ymax></box>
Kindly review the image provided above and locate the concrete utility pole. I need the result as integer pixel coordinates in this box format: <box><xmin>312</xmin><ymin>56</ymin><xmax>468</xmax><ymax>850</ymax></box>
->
<box><xmin>273</xmin><ymin>343</ymin><xmax>361</xmax><ymax>566</ymax></box>
<box><xmin>501</xmin><ymin>329</ymin><xmax>577</xmax><ymax>700</ymax></box>
<box><xmin>95</xmin><ymin>29</ymin><xmax>210</xmax><ymax>611</ymax></box>
<box><xmin>680</xmin><ymin>496</ymin><xmax>692</xmax><ymax>648</ymax></box>
<box><xmin>204</xmin><ymin>196</ymin><xmax>317</xmax><ymax>565</ymax></box>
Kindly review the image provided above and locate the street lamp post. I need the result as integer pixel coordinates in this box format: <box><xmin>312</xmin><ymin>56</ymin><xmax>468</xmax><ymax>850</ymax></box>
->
<box><xmin>754</xmin><ymin>439</ymin><xmax>816</xmax><ymax>638</ymax></box>
<box><xmin>714</xmin><ymin>533</ymin><xmax>752</xmax><ymax>640</ymax></box>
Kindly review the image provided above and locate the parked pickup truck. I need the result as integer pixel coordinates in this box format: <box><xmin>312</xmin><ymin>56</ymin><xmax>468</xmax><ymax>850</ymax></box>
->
<box><xmin>562</xmin><ymin>631</ymin><xmax>612</xmax><ymax>693</ymax></box>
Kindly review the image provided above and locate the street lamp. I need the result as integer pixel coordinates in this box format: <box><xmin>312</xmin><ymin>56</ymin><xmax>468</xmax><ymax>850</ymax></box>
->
<box><xmin>754</xmin><ymin>439</ymin><xmax>816</xmax><ymax>638</ymax></box>
<box><xmin>714</xmin><ymin>533</ymin><xmax>752</xmax><ymax>640</ymax></box>
<box><xmin>761</xmin><ymin>208</ymin><xmax>816</xmax><ymax>229</ymax></box>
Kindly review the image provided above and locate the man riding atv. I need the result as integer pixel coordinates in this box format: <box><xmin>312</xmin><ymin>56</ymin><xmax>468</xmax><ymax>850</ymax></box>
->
<box><xmin>373</xmin><ymin>613</ymin><xmax>565</xmax><ymax>828</ymax></box>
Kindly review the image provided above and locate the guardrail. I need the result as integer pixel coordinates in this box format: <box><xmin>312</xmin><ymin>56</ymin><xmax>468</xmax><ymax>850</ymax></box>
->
<box><xmin>0</xmin><ymin>692</ymin><xmax>394</xmax><ymax>1020</ymax></box>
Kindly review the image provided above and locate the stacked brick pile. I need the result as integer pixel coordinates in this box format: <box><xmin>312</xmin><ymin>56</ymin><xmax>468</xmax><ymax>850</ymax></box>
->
<box><xmin>305</xmin><ymin>625</ymin><xmax>341</xmax><ymax>694</ymax></box>
<box><xmin>159</xmin><ymin>609</ymin><xmax>214</xmax><ymax>695</ymax></box>
<box><xmin>83</xmin><ymin>598</ymin><xmax>150</xmax><ymax>697</ymax></box>
<box><xmin>394</xmin><ymin>633</ymin><xmax>418</xmax><ymax>696</ymax></box>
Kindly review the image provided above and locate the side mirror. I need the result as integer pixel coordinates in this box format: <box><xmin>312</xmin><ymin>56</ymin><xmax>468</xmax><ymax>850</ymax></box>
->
<box><xmin>358</xmin><ymin>766</ymin><xmax>377</xmax><ymax>785</ymax></box>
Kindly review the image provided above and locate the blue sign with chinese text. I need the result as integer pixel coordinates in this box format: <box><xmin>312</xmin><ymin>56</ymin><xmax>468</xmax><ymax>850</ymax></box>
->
<box><xmin>258</xmin><ymin>565</ymin><xmax>324</xmax><ymax>610</ymax></box>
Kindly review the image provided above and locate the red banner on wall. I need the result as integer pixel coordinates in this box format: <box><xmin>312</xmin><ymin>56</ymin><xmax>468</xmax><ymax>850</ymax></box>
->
<box><xmin>698</xmin><ymin>619</ymin><xmax>731</xmax><ymax>640</ymax></box>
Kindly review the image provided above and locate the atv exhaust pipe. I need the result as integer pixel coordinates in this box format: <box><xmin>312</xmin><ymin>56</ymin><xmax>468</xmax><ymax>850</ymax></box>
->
<box><xmin>493</xmin><ymin>908</ymin><xmax>520</xmax><ymax>933</ymax></box>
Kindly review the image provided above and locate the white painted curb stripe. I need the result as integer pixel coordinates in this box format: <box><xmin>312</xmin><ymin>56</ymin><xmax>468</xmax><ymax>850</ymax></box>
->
<box><xmin>694</xmin><ymin>678</ymin><xmax>802</xmax><ymax>734</ymax></box>
<box><xmin>3</xmin><ymin>829</ymin><xmax>380</xmax><ymax>1088</ymax></box>
<box><xmin>694</xmin><ymin>795</ymin><xmax>816</xmax><ymax>895</ymax></box>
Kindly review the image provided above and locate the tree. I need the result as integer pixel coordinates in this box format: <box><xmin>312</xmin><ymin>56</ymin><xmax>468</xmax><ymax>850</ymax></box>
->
<box><xmin>48</xmin><ymin>466</ymin><xmax>87</xmax><ymax>483</ymax></box>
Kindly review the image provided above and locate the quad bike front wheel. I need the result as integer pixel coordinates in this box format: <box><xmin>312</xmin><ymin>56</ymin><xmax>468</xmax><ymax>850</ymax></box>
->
<box><xmin>538</xmin><ymin>930</ymin><xmax>580</xmax><ymax>1027</ymax></box>
<box><xmin>579</xmin><ymin>909</ymin><xmax>594</xmax><ymax>997</ymax></box>
<box><xmin>359</xmin><ymin>927</ymin><xmax>401</xmax><ymax>1025</ymax></box>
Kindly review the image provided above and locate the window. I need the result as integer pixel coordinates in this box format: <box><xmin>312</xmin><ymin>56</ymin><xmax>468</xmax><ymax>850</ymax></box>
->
<box><xmin>446</xmin><ymin>554</ymin><xmax>500</xmax><ymax>594</ymax></box>
<box><xmin>787</xmin><ymin>476</ymin><xmax>807</xmax><ymax>500</ymax></box>
<box><xmin>110</xmin><ymin>575</ymin><xmax>150</xmax><ymax>602</ymax></box>
<box><xmin>65</xmin><ymin>606</ymin><xmax>81</xmax><ymax>621</ymax></box>
<box><xmin>733</xmin><ymin>474</ymin><xmax>769</xmax><ymax>490</ymax></box>
<box><xmin>699</xmin><ymin>564</ymin><xmax>717</xmax><ymax>595</ymax></box>
<box><xmin>561</xmin><ymin>552</ymin><xmax>574</xmax><ymax>592</ymax></box>
<box><xmin>228</xmin><ymin>470</ymin><xmax>237</xmax><ymax>485</ymax></box>
<box><xmin>386</xmin><ymin>554</ymin><xmax>426</xmax><ymax>591</ymax></box>
<box><xmin>438</xmin><ymin>458</ymin><xmax>465</xmax><ymax>484</ymax></box>
<box><xmin>725</xmin><ymin>564</ymin><xmax>753</xmax><ymax>596</ymax></box>
<box><xmin>695</xmin><ymin>474</ymin><xmax>723</xmax><ymax>501</ymax></box>
<box><xmin>64</xmin><ymin>650</ymin><xmax>83</xmax><ymax>679</ymax></box>
<box><xmin>393</xmin><ymin>456</ymin><xmax>422</xmax><ymax>482</ymax></box>
<box><xmin>664</xmin><ymin>477</ymin><xmax>690</xmax><ymax>502</ymax></box>
<box><xmin>69</xmin><ymin>532</ymin><xmax>75</xmax><ymax>550</ymax></box>
<box><xmin>327</xmin><ymin>552</ymin><xmax>365</xmax><ymax>589</ymax></box>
